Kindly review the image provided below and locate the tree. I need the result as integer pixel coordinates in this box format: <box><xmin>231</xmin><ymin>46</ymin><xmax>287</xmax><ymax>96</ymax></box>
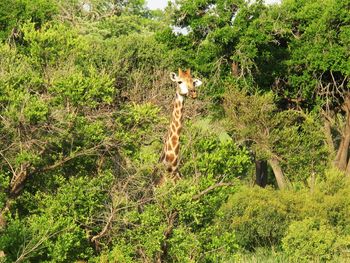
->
<box><xmin>278</xmin><ymin>0</ymin><xmax>350</xmax><ymax>175</ymax></box>
<box><xmin>224</xmin><ymin>89</ymin><xmax>288</xmax><ymax>188</ymax></box>
<box><xmin>0</xmin><ymin>0</ymin><xmax>58</xmax><ymax>42</ymax></box>
<box><xmin>224</xmin><ymin>87</ymin><xmax>328</xmax><ymax>188</ymax></box>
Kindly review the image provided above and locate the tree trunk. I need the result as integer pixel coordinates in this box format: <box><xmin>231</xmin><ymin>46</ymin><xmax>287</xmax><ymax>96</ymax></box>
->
<box><xmin>323</xmin><ymin>118</ymin><xmax>335</xmax><ymax>155</ymax></box>
<box><xmin>268</xmin><ymin>158</ymin><xmax>287</xmax><ymax>189</ymax></box>
<box><xmin>345</xmin><ymin>158</ymin><xmax>350</xmax><ymax>177</ymax></box>
<box><xmin>0</xmin><ymin>200</ymin><xmax>11</xmax><ymax>229</ymax></box>
<box><xmin>231</xmin><ymin>62</ymin><xmax>240</xmax><ymax>77</ymax></box>
<box><xmin>334</xmin><ymin>137</ymin><xmax>344</xmax><ymax>168</ymax></box>
<box><xmin>255</xmin><ymin>160</ymin><xmax>268</xmax><ymax>187</ymax></box>
<box><xmin>337</xmin><ymin>133</ymin><xmax>350</xmax><ymax>170</ymax></box>
<box><xmin>334</xmin><ymin>97</ymin><xmax>350</xmax><ymax>171</ymax></box>
<box><xmin>0</xmin><ymin>212</ymin><xmax>6</xmax><ymax>229</ymax></box>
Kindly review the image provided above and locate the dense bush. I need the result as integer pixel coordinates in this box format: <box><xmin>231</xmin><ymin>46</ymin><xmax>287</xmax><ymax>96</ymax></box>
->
<box><xmin>1</xmin><ymin>0</ymin><xmax>350</xmax><ymax>262</ymax></box>
<box><xmin>217</xmin><ymin>171</ymin><xmax>350</xmax><ymax>260</ymax></box>
<box><xmin>282</xmin><ymin>218</ymin><xmax>338</xmax><ymax>262</ymax></box>
<box><xmin>218</xmin><ymin>186</ymin><xmax>304</xmax><ymax>250</ymax></box>
<box><xmin>91</xmin><ymin>131</ymin><xmax>251</xmax><ymax>262</ymax></box>
<box><xmin>0</xmin><ymin>173</ymin><xmax>113</xmax><ymax>262</ymax></box>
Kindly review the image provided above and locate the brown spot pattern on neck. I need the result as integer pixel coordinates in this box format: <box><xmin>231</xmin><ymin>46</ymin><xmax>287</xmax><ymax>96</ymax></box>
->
<box><xmin>162</xmin><ymin>92</ymin><xmax>184</xmax><ymax>177</ymax></box>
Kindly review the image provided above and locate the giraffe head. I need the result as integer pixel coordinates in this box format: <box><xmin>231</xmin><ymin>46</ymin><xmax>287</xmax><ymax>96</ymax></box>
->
<box><xmin>170</xmin><ymin>68</ymin><xmax>202</xmax><ymax>98</ymax></box>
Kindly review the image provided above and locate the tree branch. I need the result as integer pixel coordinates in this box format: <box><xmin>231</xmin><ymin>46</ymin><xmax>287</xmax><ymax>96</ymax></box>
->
<box><xmin>40</xmin><ymin>145</ymin><xmax>101</xmax><ymax>173</ymax></box>
<box><xmin>192</xmin><ymin>182</ymin><xmax>234</xmax><ymax>201</ymax></box>
<box><xmin>91</xmin><ymin>206</ymin><xmax>114</xmax><ymax>247</ymax></box>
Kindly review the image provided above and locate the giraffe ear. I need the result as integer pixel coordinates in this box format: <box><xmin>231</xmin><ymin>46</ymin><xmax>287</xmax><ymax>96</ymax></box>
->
<box><xmin>193</xmin><ymin>78</ymin><xmax>202</xmax><ymax>87</ymax></box>
<box><xmin>170</xmin><ymin>72</ymin><xmax>178</xmax><ymax>82</ymax></box>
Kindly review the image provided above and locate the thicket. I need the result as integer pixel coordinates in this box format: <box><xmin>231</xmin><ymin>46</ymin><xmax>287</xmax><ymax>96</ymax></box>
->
<box><xmin>0</xmin><ymin>0</ymin><xmax>350</xmax><ymax>262</ymax></box>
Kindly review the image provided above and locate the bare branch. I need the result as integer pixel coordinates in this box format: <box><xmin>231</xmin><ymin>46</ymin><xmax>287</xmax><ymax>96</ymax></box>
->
<box><xmin>40</xmin><ymin>145</ymin><xmax>101</xmax><ymax>173</ymax></box>
<box><xmin>15</xmin><ymin>229</ymin><xmax>63</xmax><ymax>263</ymax></box>
<box><xmin>192</xmin><ymin>182</ymin><xmax>234</xmax><ymax>201</ymax></box>
<box><xmin>91</xmin><ymin>205</ymin><xmax>114</xmax><ymax>245</ymax></box>
<box><xmin>0</xmin><ymin>151</ymin><xmax>16</xmax><ymax>177</ymax></box>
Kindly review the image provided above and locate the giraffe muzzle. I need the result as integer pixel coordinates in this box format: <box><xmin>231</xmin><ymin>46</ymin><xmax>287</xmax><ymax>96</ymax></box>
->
<box><xmin>190</xmin><ymin>91</ymin><xmax>197</xmax><ymax>99</ymax></box>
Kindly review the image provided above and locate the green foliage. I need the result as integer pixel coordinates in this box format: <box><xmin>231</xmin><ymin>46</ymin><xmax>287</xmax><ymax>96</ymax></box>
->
<box><xmin>123</xmin><ymin>204</ymin><xmax>166</xmax><ymax>260</ymax></box>
<box><xmin>0</xmin><ymin>216</ymin><xmax>31</xmax><ymax>261</ymax></box>
<box><xmin>115</xmin><ymin>103</ymin><xmax>164</xmax><ymax>158</ymax></box>
<box><xmin>21</xmin><ymin>22</ymin><xmax>87</xmax><ymax>69</ymax></box>
<box><xmin>273</xmin><ymin>111</ymin><xmax>329</xmax><ymax>182</ymax></box>
<box><xmin>312</xmin><ymin>176</ymin><xmax>350</xmax><ymax>242</ymax></box>
<box><xmin>0</xmin><ymin>173</ymin><xmax>113</xmax><ymax>262</ymax></box>
<box><xmin>97</xmin><ymin>14</ymin><xmax>165</xmax><ymax>38</ymax></box>
<box><xmin>236</xmin><ymin>248</ymin><xmax>289</xmax><ymax>263</ymax></box>
<box><xmin>283</xmin><ymin>0</ymin><xmax>350</xmax><ymax>101</ymax></box>
<box><xmin>1</xmin><ymin>0</ymin><xmax>350</xmax><ymax>261</ymax></box>
<box><xmin>23</xmin><ymin>95</ymin><xmax>49</xmax><ymax>124</ymax></box>
<box><xmin>282</xmin><ymin>218</ymin><xmax>338</xmax><ymax>262</ymax></box>
<box><xmin>0</xmin><ymin>0</ymin><xmax>58</xmax><ymax>42</ymax></box>
<box><xmin>0</xmin><ymin>173</ymin><xmax>9</xmax><ymax>210</ymax></box>
<box><xmin>92</xmin><ymin>133</ymin><xmax>250</xmax><ymax>262</ymax></box>
<box><xmin>50</xmin><ymin>67</ymin><xmax>115</xmax><ymax>107</ymax></box>
<box><xmin>218</xmin><ymin>172</ymin><xmax>350</xmax><ymax>260</ymax></box>
<box><xmin>219</xmin><ymin>186</ymin><xmax>301</xmax><ymax>250</ymax></box>
<box><xmin>182</xmin><ymin>130</ymin><xmax>251</xmax><ymax>181</ymax></box>
<box><xmin>165</xmin><ymin>0</ymin><xmax>251</xmax><ymax>73</ymax></box>
<box><xmin>224</xmin><ymin>89</ymin><xmax>276</xmax><ymax>159</ymax></box>
<box><xmin>195</xmin><ymin>139</ymin><xmax>250</xmax><ymax>177</ymax></box>
<box><xmin>225</xmin><ymin>87</ymin><xmax>329</xmax><ymax>183</ymax></box>
<box><xmin>103</xmin><ymin>180</ymin><xmax>240</xmax><ymax>262</ymax></box>
<box><xmin>112</xmin><ymin>33</ymin><xmax>170</xmax><ymax>78</ymax></box>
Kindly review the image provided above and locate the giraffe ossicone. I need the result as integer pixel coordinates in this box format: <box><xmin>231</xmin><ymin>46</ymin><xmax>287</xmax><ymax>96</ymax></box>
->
<box><xmin>159</xmin><ymin>68</ymin><xmax>202</xmax><ymax>184</ymax></box>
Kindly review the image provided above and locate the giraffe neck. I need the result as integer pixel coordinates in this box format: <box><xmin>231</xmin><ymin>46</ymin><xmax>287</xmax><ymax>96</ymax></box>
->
<box><xmin>162</xmin><ymin>92</ymin><xmax>184</xmax><ymax>176</ymax></box>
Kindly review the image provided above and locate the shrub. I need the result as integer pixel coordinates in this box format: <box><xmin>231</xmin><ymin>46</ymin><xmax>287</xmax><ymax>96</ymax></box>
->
<box><xmin>181</xmin><ymin>129</ymin><xmax>251</xmax><ymax>182</ymax></box>
<box><xmin>282</xmin><ymin>218</ymin><xmax>337</xmax><ymax>262</ymax></box>
<box><xmin>218</xmin><ymin>186</ymin><xmax>305</xmax><ymax>250</ymax></box>
<box><xmin>0</xmin><ymin>173</ymin><xmax>113</xmax><ymax>262</ymax></box>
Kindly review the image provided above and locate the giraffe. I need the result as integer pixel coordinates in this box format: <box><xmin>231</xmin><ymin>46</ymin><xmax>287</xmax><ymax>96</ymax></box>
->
<box><xmin>159</xmin><ymin>68</ymin><xmax>202</xmax><ymax>184</ymax></box>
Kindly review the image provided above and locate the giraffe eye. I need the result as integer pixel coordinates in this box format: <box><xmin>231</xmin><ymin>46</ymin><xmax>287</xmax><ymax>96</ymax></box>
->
<box><xmin>177</xmin><ymin>81</ymin><xmax>183</xmax><ymax>84</ymax></box>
